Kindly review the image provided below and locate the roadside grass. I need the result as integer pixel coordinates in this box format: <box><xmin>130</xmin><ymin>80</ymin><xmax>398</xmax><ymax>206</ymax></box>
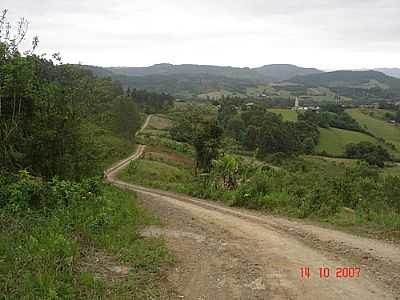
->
<box><xmin>382</xmin><ymin>163</ymin><xmax>400</xmax><ymax>177</ymax></box>
<box><xmin>121</xmin><ymin>141</ymin><xmax>400</xmax><ymax>241</ymax></box>
<box><xmin>137</xmin><ymin>129</ymin><xmax>194</xmax><ymax>156</ymax></box>
<box><xmin>148</xmin><ymin>115</ymin><xmax>173</xmax><ymax>130</ymax></box>
<box><xmin>0</xmin><ymin>185</ymin><xmax>172</xmax><ymax>299</ymax></box>
<box><xmin>268</xmin><ymin>108</ymin><xmax>298</xmax><ymax>122</ymax></box>
<box><xmin>347</xmin><ymin>108</ymin><xmax>400</xmax><ymax>156</ymax></box>
<box><xmin>301</xmin><ymin>155</ymin><xmax>357</xmax><ymax>176</ymax></box>
<box><xmin>316</xmin><ymin>127</ymin><xmax>378</xmax><ymax>156</ymax></box>
<box><xmin>82</xmin><ymin>122</ymin><xmax>137</xmax><ymax>171</ymax></box>
<box><xmin>119</xmin><ymin>158</ymin><xmax>196</xmax><ymax>195</ymax></box>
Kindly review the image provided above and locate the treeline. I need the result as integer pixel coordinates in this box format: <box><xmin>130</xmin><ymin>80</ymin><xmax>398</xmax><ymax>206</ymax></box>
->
<box><xmin>331</xmin><ymin>86</ymin><xmax>398</xmax><ymax>102</ymax></box>
<box><xmin>0</xmin><ymin>11</ymin><xmax>173</xmax><ymax>298</ymax></box>
<box><xmin>0</xmin><ymin>40</ymin><xmax>173</xmax><ymax>180</ymax></box>
<box><xmin>217</xmin><ymin>99</ymin><xmax>320</xmax><ymax>157</ymax></box>
<box><xmin>298</xmin><ymin>104</ymin><xmax>364</xmax><ymax>132</ymax></box>
<box><xmin>127</xmin><ymin>88</ymin><xmax>174</xmax><ymax>113</ymax></box>
<box><xmin>0</xmin><ymin>51</ymin><xmax>139</xmax><ymax>179</ymax></box>
<box><xmin>170</xmin><ymin>99</ymin><xmax>320</xmax><ymax>174</ymax></box>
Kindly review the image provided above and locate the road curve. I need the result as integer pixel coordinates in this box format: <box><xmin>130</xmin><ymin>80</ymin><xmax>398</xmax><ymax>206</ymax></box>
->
<box><xmin>105</xmin><ymin>115</ymin><xmax>400</xmax><ymax>299</ymax></box>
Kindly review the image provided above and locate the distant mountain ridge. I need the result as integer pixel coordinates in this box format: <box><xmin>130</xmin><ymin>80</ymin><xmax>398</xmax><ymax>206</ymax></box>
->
<box><xmin>289</xmin><ymin>70</ymin><xmax>400</xmax><ymax>90</ymax></box>
<box><xmin>81</xmin><ymin>63</ymin><xmax>323</xmax><ymax>96</ymax></box>
<box><xmin>374</xmin><ymin>68</ymin><xmax>400</xmax><ymax>79</ymax></box>
<box><xmin>106</xmin><ymin>63</ymin><xmax>323</xmax><ymax>83</ymax></box>
<box><xmin>80</xmin><ymin>63</ymin><xmax>400</xmax><ymax>98</ymax></box>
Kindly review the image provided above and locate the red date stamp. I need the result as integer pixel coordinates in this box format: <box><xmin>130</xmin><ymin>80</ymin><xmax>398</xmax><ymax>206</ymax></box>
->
<box><xmin>300</xmin><ymin>267</ymin><xmax>361</xmax><ymax>279</ymax></box>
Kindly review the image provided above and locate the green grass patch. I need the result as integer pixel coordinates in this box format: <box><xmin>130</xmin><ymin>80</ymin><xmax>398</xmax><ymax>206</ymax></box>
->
<box><xmin>0</xmin><ymin>184</ymin><xmax>171</xmax><ymax>299</ymax></box>
<box><xmin>347</xmin><ymin>108</ymin><xmax>400</xmax><ymax>155</ymax></box>
<box><xmin>268</xmin><ymin>109</ymin><xmax>298</xmax><ymax>122</ymax></box>
<box><xmin>82</xmin><ymin>122</ymin><xmax>137</xmax><ymax>171</ymax></box>
<box><xmin>316</xmin><ymin>127</ymin><xmax>377</xmax><ymax>156</ymax></box>
<box><xmin>119</xmin><ymin>158</ymin><xmax>195</xmax><ymax>194</ymax></box>
<box><xmin>382</xmin><ymin>163</ymin><xmax>400</xmax><ymax>177</ymax></box>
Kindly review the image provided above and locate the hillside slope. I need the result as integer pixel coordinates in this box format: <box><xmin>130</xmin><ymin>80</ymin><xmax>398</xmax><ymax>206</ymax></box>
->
<box><xmin>80</xmin><ymin>64</ymin><xmax>322</xmax><ymax>96</ymax></box>
<box><xmin>290</xmin><ymin>70</ymin><xmax>400</xmax><ymax>91</ymax></box>
<box><xmin>108</xmin><ymin>63</ymin><xmax>322</xmax><ymax>82</ymax></box>
<box><xmin>347</xmin><ymin>109</ymin><xmax>400</xmax><ymax>154</ymax></box>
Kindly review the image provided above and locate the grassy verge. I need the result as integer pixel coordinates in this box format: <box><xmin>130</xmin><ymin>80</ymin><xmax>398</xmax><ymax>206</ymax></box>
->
<box><xmin>119</xmin><ymin>158</ymin><xmax>195</xmax><ymax>195</ymax></box>
<box><xmin>82</xmin><ymin>121</ymin><xmax>138</xmax><ymax>172</ymax></box>
<box><xmin>119</xmin><ymin>149</ymin><xmax>400</xmax><ymax>241</ymax></box>
<box><xmin>0</xmin><ymin>179</ymin><xmax>172</xmax><ymax>299</ymax></box>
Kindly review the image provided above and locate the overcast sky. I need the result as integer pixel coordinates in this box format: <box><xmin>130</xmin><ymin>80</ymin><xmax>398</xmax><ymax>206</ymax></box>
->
<box><xmin>3</xmin><ymin>0</ymin><xmax>400</xmax><ymax>70</ymax></box>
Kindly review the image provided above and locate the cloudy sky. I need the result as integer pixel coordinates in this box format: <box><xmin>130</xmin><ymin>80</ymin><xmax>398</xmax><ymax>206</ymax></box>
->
<box><xmin>3</xmin><ymin>0</ymin><xmax>400</xmax><ymax>70</ymax></box>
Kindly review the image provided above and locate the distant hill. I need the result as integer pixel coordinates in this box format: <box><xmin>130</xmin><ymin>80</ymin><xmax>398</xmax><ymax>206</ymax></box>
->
<box><xmin>81</xmin><ymin>65</ymin><xmax>254</xmax><ymax>96</ymax></box>
<box><xmin>107</xmin><ymin>63</ymin><xmax>322</xmax><ymax>83</ymax></box>
<box><xmin>253</xmin><ymin>64</ymin><xmax>322</xmax><ymax>81</ymax></box>
<box><xmin>81</xmin><ymin>64</ymin><xmax>323</xmax><ymax>96</ymax></box>
<box><xmin>289</xmin><ymin>70</ymin><xmax>400</xmax><ymax>93</ymax></box>
<box><xmin>374</xmin><ymin>68</ymin><xmax>400</xmax><ymax>79</ymax></box>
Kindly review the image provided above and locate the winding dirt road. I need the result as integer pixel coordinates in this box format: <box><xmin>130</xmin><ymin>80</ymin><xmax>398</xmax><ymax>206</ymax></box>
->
<box><xmin>106</xmin><ymin>115</ymin><xmax>400</xmax><ymax>299</ymax></box>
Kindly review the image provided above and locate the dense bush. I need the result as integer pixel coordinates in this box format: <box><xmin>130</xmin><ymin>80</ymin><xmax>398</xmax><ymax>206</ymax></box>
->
<box><xmin>345</xmin><ymin>141</ymin><xmax>391</xmax><ymax>167</ymax></box>
<box><xmin>189</xmin><ymin>158</ymin><xmax>400</xmax><ymax>227</ymax></box>
<box><xmin>0</xmin><ymin>171</ymin><xmax>102</xmax><ymax>211</ymax></box>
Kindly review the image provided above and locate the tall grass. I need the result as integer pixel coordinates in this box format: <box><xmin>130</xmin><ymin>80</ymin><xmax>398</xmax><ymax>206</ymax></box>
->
<box><xmin>0</xmin><ymin>173</ymin><xmax>171</xmax><ymax>299</ymax></box>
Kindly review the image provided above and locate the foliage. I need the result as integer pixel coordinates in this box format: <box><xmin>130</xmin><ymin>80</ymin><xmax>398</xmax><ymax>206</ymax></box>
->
<box><xmin>316</xmin><ymin>127</ymin><xmax>378</xmax><ymax>157</ymax></box>
<box><xmin>0</xmin><ymin>176</ymin><xmax>170</xmax><ymax>299</ymax></box>
<box><xmin>193</xmin><ymin>120</ymin><xmax>223</xmax><ymax>172</ymax></box>
<box><xmin>298</xmin><ymin>105</ymin><xmax>364</xmax><ymax>132</ymax></box>
<box><xmin>348</xmin><ymin>108</ymin><xmax>400</xmax><ymax>157</ymax></box>
<box><xmin>127</xmin><ymin>88</ymin><xmax>174</xmax><ymax>114</ymax></box>
<box><xmin>0</xmin><ymin>11</ymin><xmax>172</xmax><ymax>299</ymax></box>
<box><xmin>345</xmin><ymin>141</ymin><xmax>391</xmax><ymax>167</ymax></box>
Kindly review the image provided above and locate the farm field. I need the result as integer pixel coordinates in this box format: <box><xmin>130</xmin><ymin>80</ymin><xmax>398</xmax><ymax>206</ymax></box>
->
<box><xmin>268</xmin><ymin>108</ymin><xmax>298</xmax><ymax>122</ymax></box>
<box><xmin>197</xmin><ymin>90</ymin><xmax>247</xmax><ymax>100</ymax></box>
<box><xmin>316</xmin><ymin>127</ymin><xmax>377</xmax><ymax>156</ymax></box>
<box><xmin>347</xmin><ymin>108</ymin><xmax>400</xmax><ymax>151</ymax></box>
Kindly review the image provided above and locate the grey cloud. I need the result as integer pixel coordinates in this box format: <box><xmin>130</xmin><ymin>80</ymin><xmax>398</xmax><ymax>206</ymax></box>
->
<box><xmin>2</xmin><ymin>0</ymin><xmax>400</xmax><ymax>69</ymax></box>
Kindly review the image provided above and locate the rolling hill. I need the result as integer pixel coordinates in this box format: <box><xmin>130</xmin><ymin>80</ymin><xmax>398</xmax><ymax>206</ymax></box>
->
<box><xmin>375</xmin><ymin>68</ymin><xmax>400</xmax><ymax>79</ymax></box>
<box><xmin>80</xmin><ymin>64</ymin><xmax>322</xmax><ymax>96</ymax></box>
<box><xmin>316</xmin><ymin>127</ymin><xmax>378</xmax><ymax>156</ymax></box>
<box><xmin>288</xmin><ymin>70</ymin><xmax>400</xmax><ymax>101</ymax></box>
<box><xmin>289</xmin><ymin>70</ymin><xmax>400</xmax><ymax>90</ymax></box>
<box><xmin>347</xmin><ymin>108</ymin><xmax>400</xmax><ymax>157</ymax></box>
<box><xmin>107</xmin><ymin>63</ymin><xmax>322</xmax><ymax>82</ymax></box>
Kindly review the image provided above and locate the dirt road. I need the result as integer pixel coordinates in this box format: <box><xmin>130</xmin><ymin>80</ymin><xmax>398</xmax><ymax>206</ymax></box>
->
<box><xmin>106</xmin><ymin>116</ymin><xmax>400</xmax><ymax>299</ymax></box>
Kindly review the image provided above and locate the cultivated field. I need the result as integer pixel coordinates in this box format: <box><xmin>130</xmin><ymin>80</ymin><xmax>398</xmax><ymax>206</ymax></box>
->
<box><xmin>268</xmin><ymin>108</ymin><xmax>298</xmax><ymax>122</ymax></box>
<box><xmin>316</xmin><ymin>127</ymin><xmax>377</xmax><ymax>156</ymax></box>
<box><xmin>347</xmin><ymin>108</ymin><xmax>400</xmax><ymax>151</ymax></box>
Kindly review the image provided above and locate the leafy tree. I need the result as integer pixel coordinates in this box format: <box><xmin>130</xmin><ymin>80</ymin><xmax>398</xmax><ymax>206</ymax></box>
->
<box><xmin>226</xmin><ymin>116</ymin><xmax>245</xmax><ymax>140</ymax></box>
<box><xmin>112</xmin><ymin>95</ymin><xmax>140</xmax><ymax>141</ymax></box>
<box><xmin>345</xmin><ymin>142</ymin><xmax>391</xmax><ymax>168</ymax></box>
<box><xmin>211</xmin><ymin>154</ymin><xmax>240</xmax><ymax>190</ymax></box>
<box><xmin>242</xmin><ymin>125</ymin><xmax>259</xmax><ymax>150</ymax></box>
<box><xmin>193</xmin><ymin>120</ymin><xmax>223</xmax><ymax>172</ymax></box>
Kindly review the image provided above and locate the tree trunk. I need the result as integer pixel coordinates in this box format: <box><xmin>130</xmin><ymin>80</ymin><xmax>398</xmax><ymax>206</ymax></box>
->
<box><xmin>18</xmin><ymin>96</ymin><xmax>22</xmax><ymax>116</ymax></box>
<box><xmin>12</xmin><ymin>92</ymin><xmax>16</xmax><ymax>121</ymax></box>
